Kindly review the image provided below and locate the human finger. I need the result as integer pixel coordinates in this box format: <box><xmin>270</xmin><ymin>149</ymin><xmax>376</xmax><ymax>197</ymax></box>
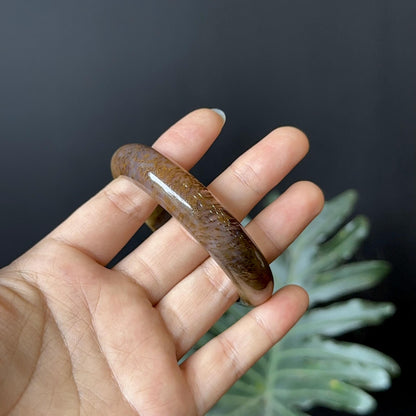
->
<box><xmin>181</xmin><ymin>284</ymin><xmax>309</xmax><ymax>415</ymax></box>
<box><xmin>115</xmin><ymin>127</ymin><xmax>310</xmax><ymax>303</ymax></box>
<box><xmin>156</xmin><ymin>181</ymin><xmax>324</xmax><ymax>358</ymax></box>
<box><xmin>46</xmin><ymin>109</ymin><xmax>225</xmax><ymax>265</ymax></box>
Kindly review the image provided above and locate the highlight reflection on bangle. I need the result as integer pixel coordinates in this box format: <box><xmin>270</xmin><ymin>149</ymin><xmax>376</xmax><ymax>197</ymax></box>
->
<box><xmin>111</xmin><ymin>144</ymin><xmax>273</xmax><ymax>306</ymax></box>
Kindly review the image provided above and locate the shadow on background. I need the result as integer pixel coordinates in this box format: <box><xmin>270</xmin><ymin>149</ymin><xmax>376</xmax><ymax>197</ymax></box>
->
<box><xmin>1</xmin><ymin>1</ymin><xmax>415</xmax><ymax>414</ymax></box>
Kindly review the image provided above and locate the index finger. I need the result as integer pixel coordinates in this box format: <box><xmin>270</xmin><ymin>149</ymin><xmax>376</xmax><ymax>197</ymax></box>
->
<box><xmin>46</xmin><ymin>108</ymin><xmax>226</xmax><ymax>265</ymax></box>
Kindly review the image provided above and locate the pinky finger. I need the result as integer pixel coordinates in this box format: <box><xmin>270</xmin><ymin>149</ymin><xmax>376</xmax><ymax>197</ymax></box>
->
<box><xmin>181</xmin><ymin>285</ymin><xmax>309</xmax><ymax>415</ymax></box>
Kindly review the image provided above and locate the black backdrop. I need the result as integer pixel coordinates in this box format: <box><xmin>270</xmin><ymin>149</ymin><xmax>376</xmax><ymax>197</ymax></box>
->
<box><xmin>1</xmin><ymin>1</ymin><xmax>415</xmax><ymax>414</ymax></box>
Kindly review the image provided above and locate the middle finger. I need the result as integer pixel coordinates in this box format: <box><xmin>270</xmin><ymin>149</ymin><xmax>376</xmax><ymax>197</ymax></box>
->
<box><xmin>157</xmin><ymin>180</ymin><xmax>324</xmax><ymax>359</ymax></box>
<box><xmin>114</xmin><ymin>127</ymin><xmax>310</xmax><ymax>303</ymax></box>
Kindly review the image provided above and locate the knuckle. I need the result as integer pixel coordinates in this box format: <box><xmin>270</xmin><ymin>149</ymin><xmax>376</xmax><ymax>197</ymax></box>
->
<box><xmin>103</xmin><ymin>176</ymin><xmax>149</xmax><ymax>219</ymax></box>
<box><xmin>217</xmin><ymin>334</ymin><xmax>244</xmax><ymax>379</ymax></box>
<box><xmin>230</xmin><ymin>160</ymin><xmax>263</xmax><ymax>197</ymax></box>
<box><xmin>250</xmin><ymin>310</ymin><xmax>275</xmax><ymax>345</ymax></box>
<box><xmin>201</xmin><ymin>259</ymin><xmax>238</xmax><ymax>301</ymax></box>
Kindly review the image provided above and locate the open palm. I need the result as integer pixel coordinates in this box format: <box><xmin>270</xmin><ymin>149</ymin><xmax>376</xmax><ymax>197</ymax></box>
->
<box><xmin>0</xmin><ymin>109</ymin><xmax>323</xmax><ymax>415</ymax></box>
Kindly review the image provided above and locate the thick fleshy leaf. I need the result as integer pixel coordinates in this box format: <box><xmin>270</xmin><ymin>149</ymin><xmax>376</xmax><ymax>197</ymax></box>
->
<box><xmin>292</xmin><ymin>189</ymin><xmax>358</xmax><ymax>248</ymax></box>
<box><xmin>289</xmin><ymin>299</ymin><xmax>395</xmax><ymax>338</ymax></box>
<box><xmin>209</xmin><ymin>392</ymin><xmax>310</xmax><ymax>416</ymax></box>
<box><xmin>199</xmin><ymin>191</ymin><xmax>399</xmax><ymax>416</ymax></box>
<box><xmin>271</xmin><ymin>195</ymin><xmax>367</xmax><ymax>287</ymax></box>
<box><xmin>273</xmin><ymin>358</ymin><xmax>392</xmax><ymax>391</ymax></box>
<box><xmin>308</xmin><ymin>261</ymin><xmax>391</xmax><ymax>306</ymax></box>
<box><xmin>310</xmin><ymin>216</ymin><xmax>370</xmax><ymax>273</ymax></box>
<box><xmin>275</xmin><ymin>336</ymin><xmax>400</xmax><ymax>377</ymax></box>
<box><xmin>281</xmin><ymin>244</ymin><xmax>318</xmax><ymax>286</ymax></box>
<box><xmin>308</xmin><ymin>337</ymin><xmax>400</xmax><ymax>376</ymax></box>
<box><xmin>209</xmin><ymin>394</ymin><xmax>310</xmax><ymax>416</ymax></box>
<box><xmin>261</xmin><ymin>190</ymin><xmax>281</xmax><ymax>208</ymax></box>
<box><xmin>276</xmin><ymin>377</ymin><xmax>377</xmax><ymax>414</ymax></box>
<box><xmin>270</xmin><ymin>251</ymin><xmax>291</xmax><ymax>286</ymax></box>
<box><xmin>208</xmin><ymin>350</ymin><xmax>311</xmax><ymax>416</ymax></box>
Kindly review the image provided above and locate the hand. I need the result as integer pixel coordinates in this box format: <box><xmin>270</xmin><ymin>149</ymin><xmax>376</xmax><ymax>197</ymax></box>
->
<box><xmin>0</xmin><ymin>109</ymin><xmax>324</xmax><ymax>416</ymax></box>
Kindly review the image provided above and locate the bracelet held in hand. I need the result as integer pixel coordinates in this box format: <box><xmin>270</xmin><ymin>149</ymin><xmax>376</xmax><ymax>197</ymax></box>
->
<box><xmin>111</xmin><ymin>144</ymin><xmax>274</xmax><ymax>306</ymax></box>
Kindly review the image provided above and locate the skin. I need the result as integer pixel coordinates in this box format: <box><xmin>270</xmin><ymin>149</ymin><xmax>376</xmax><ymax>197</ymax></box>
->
<box><xmin>111</xmin><ymin>144</ymin><xmax>273</xmax><ymax>306</ymax></box>
<box><xmin>0</xmin><ymin>109</ymin><xmax>324</xmax><ymax>416</ymax></box>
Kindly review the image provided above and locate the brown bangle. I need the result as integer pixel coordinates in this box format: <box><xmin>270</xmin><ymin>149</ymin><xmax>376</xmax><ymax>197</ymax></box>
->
<box><xmin>111</xmin><ymin>144</ymin><xmax>273</xmax><ymax>306</ymax></box>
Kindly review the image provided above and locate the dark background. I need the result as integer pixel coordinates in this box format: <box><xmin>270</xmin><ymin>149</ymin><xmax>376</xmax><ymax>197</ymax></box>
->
<box><xmin>1</xmin><ymin>1</ymin><xmax>415</xmax><ymax>414</ymax></box>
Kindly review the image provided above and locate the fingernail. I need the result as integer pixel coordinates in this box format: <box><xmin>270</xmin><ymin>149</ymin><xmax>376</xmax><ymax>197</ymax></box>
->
<box><xmin>211</xmin><ymin>108</ymin><xmax>226</xmax><ymax>123</ymax></box>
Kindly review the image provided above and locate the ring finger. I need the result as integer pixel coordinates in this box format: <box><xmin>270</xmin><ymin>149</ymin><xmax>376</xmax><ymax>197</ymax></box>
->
<box><xmin>156</xmin><ymin>180</ymin><xmax>324</xmax><ymax>358</ymax></box>
<box><xmin>114</xmin><ymin>127</ymin><xmax>311</xmax><ymax>303</ymax></box>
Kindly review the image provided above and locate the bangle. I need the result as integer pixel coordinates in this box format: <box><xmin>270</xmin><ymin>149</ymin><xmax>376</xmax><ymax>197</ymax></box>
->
<box><xmin>111</xmin><ymin>144</ymin><xmax>273</xmax><ymax>306</ymax></box>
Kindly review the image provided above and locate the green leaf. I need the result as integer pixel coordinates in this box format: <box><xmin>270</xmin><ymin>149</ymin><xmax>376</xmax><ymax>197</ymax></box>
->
<box><xmin>209</xmin><ymin>393</ymin><xmax>310</xmax><ymax>416</ymax></box>
<box><xmin>293</xmin><ymin>189</ymin><xmax>358</xmax><ymax>248</ymax></box>
<box><xmin>208</xmin><ymin>350</ymin><xmax>312</xmax><ymax>416</ymax></box>
<box><xmin>207</xmin><ymin>393</ymin><xmax>263</xmax><ymax>416</ymax></box>
<box><xmin>200</xmin><ymin>190</ymin><xmax>399</xmax><ymax>415</ymax></box>
<box><xmin>310</xmin><ymin>216</ymin><xmax>370</xmax><ymax>273</ymax></box>
<box><xmin>275</xmin><ymin>194</ymin><xmax>367</xmax><ymax>287</ymax></box>
<box><xmin>261</xmin><ymin>190</ymin><xmax>280</xmax><ymax>208</ymax></box>
<box><xmin>289</xmin><ymin>299</ymin><xmax>395</xmax><ymax>338</ymax></box>
<box><xmin>275</xmin><ymin>336</ymin><xmax>400</xmax><ymax>378</ymax></box>
<box><xmin>308</xmin><ymin>261</ymin><xmax>391</xmax><ymax>305</ymax></box>
<box><xmin>273</xmin><ymin>358</ymin><xmax>392</xmax><ymax>391</ymax></box>
<box><xmin>270</xmin><ymin>254</ymin><xmax>289</xmax><ymax>286</ymax></box>
<box><xmin>312</xmin><ymin>337</ymin><xmax>400</xmax><ymax>377</ymax></box>
<box><xmin>276</xmin><ymin>377</ymin><xmax>377</xmax><ymax>414</ymax></box>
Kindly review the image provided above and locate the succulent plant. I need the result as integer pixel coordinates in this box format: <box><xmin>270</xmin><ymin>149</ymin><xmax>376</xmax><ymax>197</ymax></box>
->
<box><xmin>196</xmin><ymin>190</ymin><xmax>400</xmax><ymax>415</ymax></box>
